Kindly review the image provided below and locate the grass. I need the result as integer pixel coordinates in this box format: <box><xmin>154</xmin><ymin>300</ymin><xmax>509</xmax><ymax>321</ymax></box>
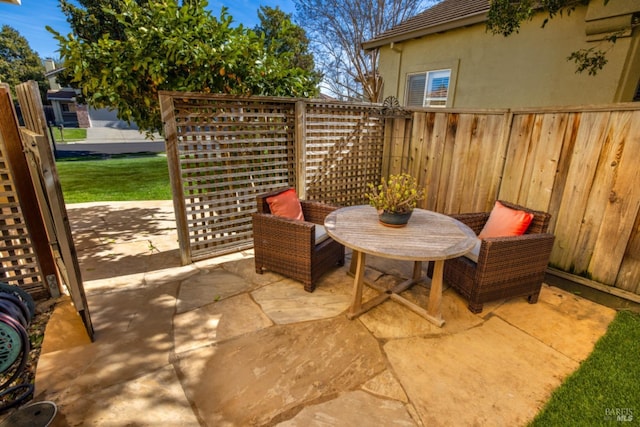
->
<box><xmin>50</xmin><ymin>127</ymin><xmax>87</xmax><ymax>142</ymax></box>
<box><xmin>56</xmin><ymin>154</ymin><xmax>172</xmax><ymax>203</ymax></box>
<box><xmin>530</xmin><ymin>310</ymin><xmax>640</xmax><ymax>426</ymax></box>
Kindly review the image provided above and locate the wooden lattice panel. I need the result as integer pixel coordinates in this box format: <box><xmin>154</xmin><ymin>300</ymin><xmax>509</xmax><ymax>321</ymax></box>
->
<box><xmin>304</xmin><ymin>102</ymin><xmax>385</xmax><ymax>206</ymax></box>
<box><xmin>0</xmin><ymin>148</ymin><xmax>46</xmax><ymax>297</ymax></box>
<box><xmin>163</xmin><ymin>94</ymin><xmax>297</xmax><ymax>260</ymax></box>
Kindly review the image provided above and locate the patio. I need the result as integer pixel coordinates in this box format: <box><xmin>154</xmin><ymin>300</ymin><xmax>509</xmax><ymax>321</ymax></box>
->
<box><xmin>32</xmin><ymin>200</ymin><xmax>616</xmax><ymax>426</ymax></box>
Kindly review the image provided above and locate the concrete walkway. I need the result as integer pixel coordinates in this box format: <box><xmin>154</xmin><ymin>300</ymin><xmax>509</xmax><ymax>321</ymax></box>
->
<box><xmin>30</xmin><ymin>201</ymin><xmax>616</xmax><ymax>426</ymax></box>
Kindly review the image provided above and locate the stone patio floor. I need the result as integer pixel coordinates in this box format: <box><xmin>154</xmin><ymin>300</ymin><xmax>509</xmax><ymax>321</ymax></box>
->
<box><xmin>27</xmin><ymin>201</ymin><xmax>616</xmax><ymax>426</ymax></box>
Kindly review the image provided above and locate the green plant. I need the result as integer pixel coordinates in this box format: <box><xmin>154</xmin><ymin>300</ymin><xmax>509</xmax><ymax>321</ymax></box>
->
<box><xmin>365</xmin><ymin>173</ymin><xmax>425</xmax><ymax>214</ymax></box>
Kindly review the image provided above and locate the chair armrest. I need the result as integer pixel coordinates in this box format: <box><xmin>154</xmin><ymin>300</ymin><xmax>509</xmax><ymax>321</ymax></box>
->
<box><xmin>476</xmin><ymin>233</ymin><xmax>555</xmax><ymax>281</ymax></box>
<box><xmin>301</xmin><ymin>200</ymin><xmax>339</xmax><ymax>225</ymax></box>
<box><xmin>252</xmin><ymin>212</ymin><xmax>317</xmax><ymax>247</ymax></box>
<box><xmin>451</xmin><ymin>212</ymin><xmax>490</xmax><ymax>235</ymax></box>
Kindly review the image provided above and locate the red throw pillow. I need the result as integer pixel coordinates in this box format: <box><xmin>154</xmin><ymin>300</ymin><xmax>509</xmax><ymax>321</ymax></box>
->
<box><xmin>266</xmin><ymin>189</ymin><xmax>305</xmax><ymax>221</ymax></box>
<box><xmin>478</xmin><ymin>201</ymin><xmax>534</xmax><ymax>239</ymax></box>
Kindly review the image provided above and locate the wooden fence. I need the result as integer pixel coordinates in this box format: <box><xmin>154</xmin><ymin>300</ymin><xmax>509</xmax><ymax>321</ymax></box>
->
<box><xmin>160</xmin><ymin>93</ymin><xmax>640</xmax><ymax>299</ymax></box>
<box><xmin>387</xmin><ymin>104</ymin><xmax>640</xmax><ymax>298</ymax></box>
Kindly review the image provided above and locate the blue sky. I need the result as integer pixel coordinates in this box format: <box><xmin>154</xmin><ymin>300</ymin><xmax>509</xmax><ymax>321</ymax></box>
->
<box><xmin>0</xmin><ymin>0</ymin><xmax>296</xmax><ymax>59</ymax></box>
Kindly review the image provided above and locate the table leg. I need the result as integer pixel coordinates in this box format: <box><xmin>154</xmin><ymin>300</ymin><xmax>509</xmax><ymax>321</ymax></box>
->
<box><xmin>348</xmin><ymin>251</ymin><xmax>357</xmax><ymax>276</ymax></box>
<box><xmin>427</xmin><ymin>260</ymin><xmax>444</xmax><ymax>324</ymax></box>
<box><xmin>347</xmin><ymin>250</ymin><xmax>366</xmax><ymax>319</ymax></box>
<box><xmin>412</xmin><ymin>261</ymin><xmax>422</xmax><ymax>282</ymax></box>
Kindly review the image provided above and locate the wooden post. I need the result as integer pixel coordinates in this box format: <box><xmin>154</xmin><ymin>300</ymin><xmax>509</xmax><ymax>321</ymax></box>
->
<box><xmin>159</xmin><ymin>92</ymin><xmax>191</xmax><ymax>265</ymax></box>
<box><xmin>295</xmin><ymin>100</ymin><xmax>307</xmax><ymax>199</ymax></box>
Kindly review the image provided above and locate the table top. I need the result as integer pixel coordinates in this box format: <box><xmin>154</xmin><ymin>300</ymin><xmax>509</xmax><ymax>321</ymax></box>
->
<box><xmin>324</xmin><ymin>206</ymin><xmax>477</xmax><ymax>261</ymax></box>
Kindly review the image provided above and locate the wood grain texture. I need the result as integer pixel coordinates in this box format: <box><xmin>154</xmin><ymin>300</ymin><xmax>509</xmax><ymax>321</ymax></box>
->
<box><xmin>325</xmin><ymin>206</ymin><xmax>476</xmax><ymax>261</ymax></box>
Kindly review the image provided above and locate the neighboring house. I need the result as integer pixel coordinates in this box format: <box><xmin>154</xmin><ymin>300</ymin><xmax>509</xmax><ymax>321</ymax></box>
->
<box><xmin>44</xmin><ymin>59</ymin><xmax>89</xmax><ymax>127</ymax></box>
<box><xmin>363</xmin><ymin>0</ymin><xmax>640</xmax><ymax>109</ymax></box>
<box><xmin>44</xmin><ymin>60</ymin><xmax>142</xmax><ymax>130</ymax></box>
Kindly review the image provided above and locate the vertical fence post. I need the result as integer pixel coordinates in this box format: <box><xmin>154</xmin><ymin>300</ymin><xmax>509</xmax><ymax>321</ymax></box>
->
<box><xmin>295</xmin><ymin>100</ymin><xmax>307</xmax><ymax>199</ymax></box>
<box><xmin>159</xmin><ymin>93</ymin><xmax>191</xmax><ymax>265</ymax></box>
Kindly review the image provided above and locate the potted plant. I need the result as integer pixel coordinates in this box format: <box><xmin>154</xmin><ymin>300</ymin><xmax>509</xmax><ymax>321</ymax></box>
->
<box><xmin>365</xmin><ymin>173</ymin><xmax>425</xmax><ymax>227</ymax></box>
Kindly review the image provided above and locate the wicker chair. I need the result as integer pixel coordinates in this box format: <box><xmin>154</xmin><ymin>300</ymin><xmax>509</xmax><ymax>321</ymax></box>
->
<box><xmin>443</xmin><ymin>200</ymin><xmax>555</xmax><ymax>313</ymax></box>
<box><xmin>252</xmin><ymin>188</ymin><xmax>345</xmax><ymax>292</ymax></box>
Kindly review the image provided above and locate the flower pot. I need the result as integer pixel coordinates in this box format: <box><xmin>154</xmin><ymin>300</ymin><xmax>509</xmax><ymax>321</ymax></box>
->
<box><xmin>378</xmin><ymin>210</ymin><xmax>413</xmax><ymax>227</ymax></box>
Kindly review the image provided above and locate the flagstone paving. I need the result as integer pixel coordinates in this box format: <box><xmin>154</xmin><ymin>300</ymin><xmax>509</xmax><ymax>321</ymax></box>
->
<box><xmin>27</xmin><ymin>201</ymin><xmax>617</xmax><ymax>426</ymax></box>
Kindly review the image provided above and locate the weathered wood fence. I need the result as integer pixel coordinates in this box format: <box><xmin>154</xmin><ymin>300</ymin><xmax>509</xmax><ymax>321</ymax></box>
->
<box><xmin>388</xmin><ymin>104</ymin><xmax>640</xmax><ymax>299</ymax></box>
<box><xmin>160</xmin><ymin>92</ymin><xmax>640</xmax><ymax>300</ymax></box>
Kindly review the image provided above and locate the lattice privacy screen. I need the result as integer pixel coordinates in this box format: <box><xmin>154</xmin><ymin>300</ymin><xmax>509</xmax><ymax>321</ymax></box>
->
<box><xmin>160</xmin><ymin>93</ymin><xmax>385</xmax><ymax>263</ymax></box>
<box><xmin>0</xmin><ymin>146</ymin><xmax>47</xmax><ymax>298</ymax></box>
<box><xmin>304</xmin><ymin>101</ymin><xmax>384</xmax><ymax>206</ymax></box>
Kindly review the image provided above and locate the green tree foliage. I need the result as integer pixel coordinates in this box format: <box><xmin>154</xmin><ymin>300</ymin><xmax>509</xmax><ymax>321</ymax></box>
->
<box><xmin>0</xmin><ymin>25</ymin><xmax>47</xmax><ymax>100</ymax></box>
<box><xmin>255</xmin><ymin>6</ymin><xmax>321</xmax><ymax>88</ymax></box>
<box><xmin>486</xmin><ymin>0</ymin><xmax>614</xmax><ymax>75</ymax></box>
<box><xmin>48</xmin><ymin>0</ymin><xmax>319</xmax><ymax>134</ymax></box>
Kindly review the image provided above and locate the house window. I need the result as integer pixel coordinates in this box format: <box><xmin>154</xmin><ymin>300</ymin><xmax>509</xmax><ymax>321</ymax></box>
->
<box><xmin>406</xmin><ymin>69</ymin><xmax>451</xmax><ymax>107</ymax></box>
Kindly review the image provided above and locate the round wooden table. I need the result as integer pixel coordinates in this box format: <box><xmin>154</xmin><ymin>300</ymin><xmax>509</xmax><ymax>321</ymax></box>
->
<box><xmin>324</xmin><ymin>206</ymin><xmax>477</xmax><ymax>327</ymax></box>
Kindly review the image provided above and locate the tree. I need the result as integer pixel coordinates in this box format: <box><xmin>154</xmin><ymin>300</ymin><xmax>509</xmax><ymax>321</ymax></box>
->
<box><xmin>255</xmin><ymin>6</ymin><xmax>321</xmax><ymax>89</ymax></box>
<box><xmin>294</xmin><ymin>0</ymin><xmax>428</xmax><ymax>102</ymax></box>
<box><xmin>48</xmin><ymin>0</ymin><xmax>320</xmax><ymax>134</ymax></box>
<box><xmin>59</xmin><ymin>0</ymin><xmax>148</xmax><ymax>43</ymax></box>
<box><xmin>486</xmin><ymin>0</ymin><xmax>622</xmax><ymax>76</ymax></box>
<box><xmin>0</xmin><ymin>25</ymin><xmax>48</xmax><ymax>100</ymax></box>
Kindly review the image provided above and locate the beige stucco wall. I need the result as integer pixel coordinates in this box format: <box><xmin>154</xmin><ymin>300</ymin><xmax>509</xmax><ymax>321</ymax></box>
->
<box><xmin>378</xmin><ymin>4</ymin><xmax>640</xmax><ymax>109</ymax></box>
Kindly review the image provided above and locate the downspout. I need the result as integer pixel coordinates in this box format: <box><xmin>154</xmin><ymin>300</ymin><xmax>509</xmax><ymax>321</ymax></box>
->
<box><xmin>390</xmin><ymin>42</ymin><xmax>404</xmax><ymax>102</ymax></box>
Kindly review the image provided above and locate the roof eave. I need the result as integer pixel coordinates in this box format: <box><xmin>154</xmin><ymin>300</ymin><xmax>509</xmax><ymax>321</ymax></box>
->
<box><xmin>363</xmin><ymin>11</ymin><xmax>489</xmax><ymax>51</ymax></box>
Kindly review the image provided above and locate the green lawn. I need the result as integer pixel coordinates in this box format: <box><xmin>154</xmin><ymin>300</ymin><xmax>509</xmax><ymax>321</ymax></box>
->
<box><xmin>56</xmin><ymin>155</ymin><xmax>172</xmax><ymax>203</ymax></box>
<box><xmin>530</xmin><ymin>310</ymin><xmax>640</xmax><ymax>426</ymax></box>
<box><xmin>51</xmin><ymin>127</ymin><xmax>87</xmax><ymax>142</ymax></box>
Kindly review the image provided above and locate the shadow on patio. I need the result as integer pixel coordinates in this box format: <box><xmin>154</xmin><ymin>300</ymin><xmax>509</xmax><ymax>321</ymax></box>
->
<box><xmin>33</xmin><ymin>201</ymin><xmax>616</xmax><ymax>426</ymax></box>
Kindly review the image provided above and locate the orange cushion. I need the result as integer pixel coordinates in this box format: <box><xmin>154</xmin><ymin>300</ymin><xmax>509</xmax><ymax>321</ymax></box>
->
<box><xmin>266</xmin><ymin>189</ymin><xmax>305</xmax><ymax>221</ymax></box>
<box><xmin>478</xmin><ymin>201</ymin><xmax>534</xmax><ymax>239</ymax></box>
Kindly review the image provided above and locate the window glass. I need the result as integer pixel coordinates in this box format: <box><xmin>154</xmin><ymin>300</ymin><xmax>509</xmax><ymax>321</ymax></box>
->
<box><xmin>407</xmin><ymin>74</ymin><xmax>426</xmax><ymax>106</ymax></box>
<box><xmin>406</xmin><ymin>69</ymin><xmax>451</xmax><ymax>107</ymax></box>
<box><xmin>426</xmin><ymin>70</ymin><xmax>450</xmax><ymax>107</ymax></box>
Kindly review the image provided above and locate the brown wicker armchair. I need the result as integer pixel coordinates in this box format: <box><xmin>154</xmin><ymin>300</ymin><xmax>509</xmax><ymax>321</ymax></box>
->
<box><xmin>252</xmin><ymin>188</ymin><xmax>345</xmax><ymax>292</ymax></box>
<box><xmin>443</xmin><ymin>200</ymin><xmax>555</xmax><ymax>313</ymax></box>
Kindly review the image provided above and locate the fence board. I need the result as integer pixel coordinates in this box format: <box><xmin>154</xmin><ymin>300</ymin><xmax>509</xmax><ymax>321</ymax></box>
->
<box><xmin>419</xmin><ymin>112</ymin><xmax>438</xmax><ymax>210</ymax></box>
<box><xmin>387</xmin><ymin>117</ymin><xmax>407</xmax><ymax>176</ymax></box>
<box><xmin>523</xmin><ymin>113</ymin><xmax>567</xmax><ymax>210</ymax></box>
<box><xmin>499</xmin><ymin>113</ymin><xmax>535</xmax><ymax>203</ymax></box>
<box><xmin>550</xmin><ymin>111</ymin><xmax>611</xmax><ymax>271</ymax></box>
<box><xmin>571</xmin><ymin>111</ymin><xmax>632</xmax><ymax>273</ymax></box>
<box><xmin>445</xmin><ymin>114</ymin><xmax>475</xmax><ymax>213</ymax></box>
<box><xmin>480</xmin><ymin>113</ymin><xmax>513</xmax><ymax>212</ymax></box>
<box><xmin>547</xmin><ymin>113</ymin><xmax>581</xmax><ymax>232</ymax></box>
<box><xmin>588</xmin><ymin>111</ymin><xmax>640</xmax><ymax>284</ymax></box>
<box><xmin>435</xmin><ymin>114</ymin><xmax>458</xmax><ymax>213</ymax></box>
<box><xmin>617</xmin><ymin>212</ymin><xmax>640</xmax><ymax>293</ymax></box>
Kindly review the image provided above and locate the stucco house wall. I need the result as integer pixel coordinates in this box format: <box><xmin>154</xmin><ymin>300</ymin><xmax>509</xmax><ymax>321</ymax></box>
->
<box><xmin>368</xmin><ymin>0</ymin><xmax>640</xmax><ymax>109</ymax></box>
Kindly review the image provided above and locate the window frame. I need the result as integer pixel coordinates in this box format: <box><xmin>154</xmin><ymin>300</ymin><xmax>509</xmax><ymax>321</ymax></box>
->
<box><xmin>405</xmin><ymin>68</ymin><xmax>452</xmax><ymax>108</ymax></box>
